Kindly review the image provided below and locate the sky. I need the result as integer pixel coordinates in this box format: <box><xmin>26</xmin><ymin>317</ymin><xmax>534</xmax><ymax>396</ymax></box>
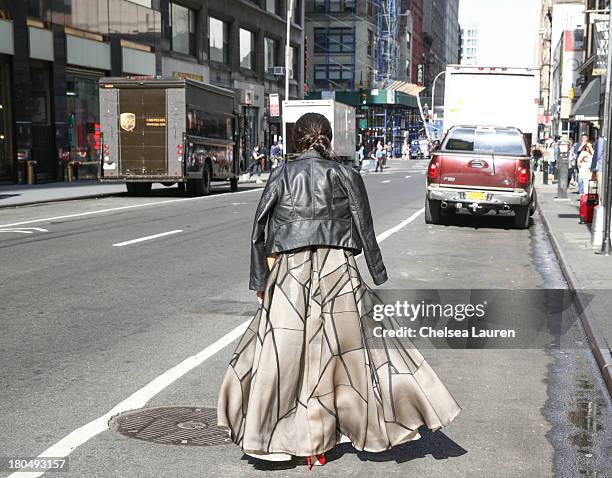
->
<box><xmin>458</xmin><ymin>0</ymin><xmax>540</xmax><ymax>68</ymax></box>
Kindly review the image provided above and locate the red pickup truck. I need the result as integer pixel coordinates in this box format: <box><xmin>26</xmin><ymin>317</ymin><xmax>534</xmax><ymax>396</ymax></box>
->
<box><xmin>425</xmin><ymin>125</ymin><xmax>536</xmax><ymax>229</ymax></box>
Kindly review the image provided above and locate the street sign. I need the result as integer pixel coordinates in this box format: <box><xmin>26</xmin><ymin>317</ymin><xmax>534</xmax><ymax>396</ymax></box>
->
<box><xmin>359</xmin><ymin>118</ymin><xmax>368</xmax><ymax>129</ymax></box>
<box><xmin>269</xmin><ymin>94</ymin><xmax>280</xmax><ymax>116</ymax></box>
<box><xmin>417</xmin><ymin>64</ymin><xmax>424</xmax><ymax>85</ymax></box>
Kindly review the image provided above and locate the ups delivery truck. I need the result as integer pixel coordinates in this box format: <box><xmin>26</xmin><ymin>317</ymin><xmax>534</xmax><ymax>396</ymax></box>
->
<box><xmin>99</xmin><ymin>77</ymin><xmax>239</xmax><ymax>195</ymax></box>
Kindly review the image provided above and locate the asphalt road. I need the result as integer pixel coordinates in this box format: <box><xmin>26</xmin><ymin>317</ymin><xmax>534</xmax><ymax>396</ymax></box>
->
<box><xmin>0</xmin><ymin>160</ymin><xmax>610</xmax><ymax>478</ymax></box>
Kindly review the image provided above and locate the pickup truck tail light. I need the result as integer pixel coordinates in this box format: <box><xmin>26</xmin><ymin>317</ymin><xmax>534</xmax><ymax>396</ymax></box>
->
<box><xmin>516</xmin><ymin>160</ymin><xmax>530</xmax><ymax>187</ymax></box>
<box><xmin>427</xmin><ymin>156</ymin><xmax>441</xmax><ymax>182</ymax></box>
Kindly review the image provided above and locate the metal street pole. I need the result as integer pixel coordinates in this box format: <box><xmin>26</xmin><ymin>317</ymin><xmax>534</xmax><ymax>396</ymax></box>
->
<box><xmin>598</xmin><ymin>7</ymin><xmax>612</xmax><ymax>255</ymax></box>
<box><xmin>431</xmin><ymin>70</ymin><xmax>446</xmax><ymax>123</ymax></box>
<box><xmin>284</xmin><ymin>0</ymin><xmax>295</xmax><ymax>103</ymax></box>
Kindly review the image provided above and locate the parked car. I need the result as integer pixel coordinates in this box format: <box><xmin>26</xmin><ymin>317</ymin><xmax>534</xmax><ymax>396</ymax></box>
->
<box><xmin>425</xmin><ymin>125</ymin><xmax>536</xmax><ymax>229</ymax></box>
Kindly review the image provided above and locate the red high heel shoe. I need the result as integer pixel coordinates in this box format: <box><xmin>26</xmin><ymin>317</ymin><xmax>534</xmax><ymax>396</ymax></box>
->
<box><xmin>307</xmin><ymin>454</ymin><xmax>326</xmax><ymax>470</ymax></box>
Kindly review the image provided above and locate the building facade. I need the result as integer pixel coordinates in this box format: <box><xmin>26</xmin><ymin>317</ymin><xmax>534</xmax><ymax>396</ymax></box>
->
<box><xmin>304</xmin><ymin>0</ymin><xmax>377</xmax><ymax>91</ymax></box>
<box><xmin>0</xmin><ymin>0</ymin><xmax>304</xmax><ymax>184</ymax></box>
<box><xmin>460</xmin><ymin>25</ymin><xmax>478</xmax><ymax>65</ymax></box>
<box><xmin>444</xmin><ymin>0</ymin><xmax>460</xmax><ymax>65</ymax></box>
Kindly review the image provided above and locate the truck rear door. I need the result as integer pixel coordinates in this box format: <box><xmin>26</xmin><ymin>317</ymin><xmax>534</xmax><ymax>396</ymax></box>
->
<box><xmin>118</xmin><ymin>87</ymin><xmax>168</xmax><ymax>177</ymax></box>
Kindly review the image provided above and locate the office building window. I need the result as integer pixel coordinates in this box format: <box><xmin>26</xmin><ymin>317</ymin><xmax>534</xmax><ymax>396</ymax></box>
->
<box><xmin>314</xmin><ymin>27</ymin><xmax>354</xmax><ymax>53</ymax></box>
<box><xmin>240</xmin><ymin>28</ymin><xmax>255</xmax><ymax>70</ymax></box>
<box><xmin>313</xmin><ymin>63</ymin><xmax>353</xmax><ymax>88</ymax></box>
<box><xmin>209</xmin><ymin>16</ymin><xmax>229</xmax><ymax>64</ymax></box>
<box><xmin>266</xmin><ymin>0</ymin><xmax>280</xmax><ymax>15</ymax></box>
<box><xmin>265</xmin><ymin>37</ymin><xmax>278</xmax><ymax>72</ymax></box>
<box><xmin>291</xmin><ymin>46</ymin><xmax>298</xmax><ymax>79</ymax></box>
<box><xmin>367</xmin><ymin>30</ymin><xmax>374</xmax><ymax>56</ymax></box>
<box><xmin>171</xmin><ymin>3</ymin><xmax>196</xmax><ymax>56</ymax></box>
<box><xmin>313</xmin><ymin>0</ymin><xmax>354</xmax><ymax>12</ymax></box>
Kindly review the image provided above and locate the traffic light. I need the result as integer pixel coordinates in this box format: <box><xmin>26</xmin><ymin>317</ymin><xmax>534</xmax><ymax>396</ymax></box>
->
<box><xmin>359</xmin><ymin>90</ymin><xmax>367</xmax><ymax>105</ymax></box>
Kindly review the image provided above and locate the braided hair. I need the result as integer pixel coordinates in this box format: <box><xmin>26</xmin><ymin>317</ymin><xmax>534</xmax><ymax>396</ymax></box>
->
<box><xmin>292</xmin><ymin>113</ymin><xmax>335</xmax><ymax>160</ymax></box>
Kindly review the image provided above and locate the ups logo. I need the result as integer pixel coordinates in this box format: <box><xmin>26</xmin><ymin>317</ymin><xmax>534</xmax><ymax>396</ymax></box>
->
<box><xmin>120</xmin><ymin>112</ymin><xmax>136</xmax><ymax>132</ymax></box>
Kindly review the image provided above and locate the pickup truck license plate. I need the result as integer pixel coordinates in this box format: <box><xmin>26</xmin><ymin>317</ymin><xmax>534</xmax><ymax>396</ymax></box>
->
<box><xmin>466</xmin><ymin>191</ymin><xmax>486</xmax><ymax>201</ymax></box>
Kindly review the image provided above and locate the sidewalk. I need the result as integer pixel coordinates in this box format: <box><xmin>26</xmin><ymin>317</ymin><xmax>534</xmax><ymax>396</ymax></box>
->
<box><xmin>0</xmin><ymin>173</ymin><xmax>270</xmax><ymax>208</ymax></box>
<box><xmin>535</xmin><ymin>174</ymin><xmax>612</xmax><ymax>394</ymax></box>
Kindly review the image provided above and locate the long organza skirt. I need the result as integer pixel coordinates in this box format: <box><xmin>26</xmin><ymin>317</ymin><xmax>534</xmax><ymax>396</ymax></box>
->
<box><xmin>217</xmin><ymin>246</ymin><xmax>461</xmax><ymax>458</ymax></box>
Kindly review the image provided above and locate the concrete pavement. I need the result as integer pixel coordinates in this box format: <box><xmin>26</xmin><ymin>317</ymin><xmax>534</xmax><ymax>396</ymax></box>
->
<box><xmin>535</xmin><ymin>176</ymin><xmax>612</xmax><ymax>395</ymax></box>
<box><xmin>0</xmin><ymin>160</ymin><xmax>610</xmax><ymax>477</ymax></box>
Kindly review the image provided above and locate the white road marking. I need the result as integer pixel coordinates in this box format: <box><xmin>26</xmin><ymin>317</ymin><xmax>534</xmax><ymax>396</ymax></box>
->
<box><xmin>376</xmin><ymin>208</ymin><xmax>425</xmax><ymax>243</ymax></box>
<box><xmin>381</xmin><ymin>180</ymin><xmax>391</xmax><ymax>183</ymax></box>
<box><xmin>13</xmin><ymin>206</ymin><xmax>426</xmax><ymax>476</ymax></box>
<box><xmin>112</xmin><ymin>230</ymin><xmax>183</xmax><ymax>247</ymax></box>
<box><xmin>0</xmin><ymin>188</ymin><xmax>260</xmax><ymax>229</ymax></box>
<box><xmin>405</xmin><ymin>175</ymin><xmax>412</xmax><ymax>179</ymax></box>
<box><xmin>0</xmin><ymin>227</ymin><xmax>49</xmax><ymax>234</ymax></box>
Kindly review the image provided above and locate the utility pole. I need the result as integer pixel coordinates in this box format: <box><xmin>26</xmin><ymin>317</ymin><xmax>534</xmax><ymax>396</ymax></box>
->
<box><xmin>598</xmin><ymin>7</ymin><xmax>612</xmax><ymax>255</ymax></box>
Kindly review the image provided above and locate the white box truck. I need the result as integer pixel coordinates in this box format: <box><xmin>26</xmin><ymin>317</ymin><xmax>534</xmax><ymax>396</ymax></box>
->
<box><xmin>442</xmin><ymin>65</ymin><xmax>539</xmax><ymax>145</ymax></box>
<box><xmin>282</xmin><ymin>100</ymin><xmax>356</xmax><ymax>164</ymax></box>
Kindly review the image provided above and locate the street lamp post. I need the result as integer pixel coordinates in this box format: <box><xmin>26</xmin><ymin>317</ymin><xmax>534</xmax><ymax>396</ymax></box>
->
<box><xmin>431</xmin><ymin>70</ymin><xmax>446</xmax><ymax>123</ymax></box>
<box><xmin>284</xmin><ymin>0</ymin><xmax>295</xmax><ymax>103</ymax></box>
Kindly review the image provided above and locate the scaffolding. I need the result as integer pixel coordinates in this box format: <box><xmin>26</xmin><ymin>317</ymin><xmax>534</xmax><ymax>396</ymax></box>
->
<box><xmin>375</xmin><ymin>0</ymin><xmax>401</xmax><ymax>85</ymax></box>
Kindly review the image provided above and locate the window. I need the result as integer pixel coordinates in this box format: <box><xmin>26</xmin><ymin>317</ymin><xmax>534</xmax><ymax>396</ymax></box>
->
<box><xmin>367</xmin><ymin>30</ymin><xmax>374</xmax><ymax>56</ymax></box>
<box><xmin>266</xmin><ymin>0</ymin><xmax>280</xmax><ymax>15</ymax></box>
<box><xmin>314</xmin><ymin>27</ymin><xmax>355</xmax><ymax>53</ymax></box>
<box><xmin>171</xmin><ymin>3</ymin><xmax>196</xmax><ymax>56</ymax></box>
<box><xmin>291</xmin><ymin>45</ymin><xmax>298</xmax><ymax>79</ymax></box>
<box><xmin>313</xmin><ymin>63</ymin><xmax>354</xmax><ymax>88</ymax></box>
<box><xmin>442</xmin><ymin>127</ymin><xmax>527</xmax><ymax>156</ymax></box>
<box><xmin>209</xmin><ymin>16</ymin><xmax>229</xmax><ymax>64</ymax></box>
<box><xmin>292</xmin><ymin>0</ymin><xmax>302</xmax><ymax>25</ymax></box>
<box><xmin>265</xmin><ymin>37</ymin><xmax>278</xmax><ymax>72</ymax></box>
<box><xmin>240</xmin><ymin>28</ymin><xmax>255</xmax><ymax>70</ymax></box>
<box><xmin>313</xmin><ymin>0</ymin><xmax>354</xmax><ymax>12</ymax></box>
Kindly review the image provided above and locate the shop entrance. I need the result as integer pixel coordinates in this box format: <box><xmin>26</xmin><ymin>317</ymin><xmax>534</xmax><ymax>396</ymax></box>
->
<box><xmin>0</xmin><ymin>58</ymin><xmax>12</xmax><ymax>182</ymax></box>
<box><xmin>30</xmin><ymin>61</ymin><xmax>55</xmax><ymax>181</ymax></box>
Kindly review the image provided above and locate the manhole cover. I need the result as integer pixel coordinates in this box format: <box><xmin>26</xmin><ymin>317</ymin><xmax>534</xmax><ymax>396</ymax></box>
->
<box><xmin>108</xmin><ymin>406</ymin><xmax>232</xmax><ymax>446</ymax></box>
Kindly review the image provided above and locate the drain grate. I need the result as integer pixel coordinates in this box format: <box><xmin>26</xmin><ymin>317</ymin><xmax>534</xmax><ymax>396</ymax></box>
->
<box><xmin>108</xmin><ymin>406</ymin><xmax>233</xmax><ymax>446</ymax></box>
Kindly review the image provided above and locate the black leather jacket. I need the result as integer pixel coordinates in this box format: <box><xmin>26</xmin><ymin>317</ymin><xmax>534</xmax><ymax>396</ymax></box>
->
<box><xmin>249</xmin><ymin>149</ymin><xmax>387</xmax><ymax>291</ymax></box>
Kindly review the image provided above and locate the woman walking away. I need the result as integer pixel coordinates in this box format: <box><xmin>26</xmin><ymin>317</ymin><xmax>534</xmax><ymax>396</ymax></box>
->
<box><xmin>576</xmin><ymin>134</ymin><xmax>594</xmax><ymax>194</ymax></box>
<box><xmin>217</xmin><ymin>113</ymin><xmax>461</xmax><ymax>469</ymax></box>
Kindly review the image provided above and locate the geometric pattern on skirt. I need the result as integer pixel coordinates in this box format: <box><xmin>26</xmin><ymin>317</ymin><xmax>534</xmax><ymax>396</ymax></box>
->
<box><xmin>217</xmin><ymin>246</ymin><xmax>461</xmax><ymax>457</ymax></box>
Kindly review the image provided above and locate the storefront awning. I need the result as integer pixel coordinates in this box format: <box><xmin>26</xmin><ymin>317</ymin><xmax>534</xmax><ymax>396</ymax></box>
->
<box><xmin>570</xmin><ymin>78</ymin><xmax>601</xmax><ymax>121</ymax></box>
<box><xmin>385</xmin><ymin>80</ymin><xmax>426</xmax><ymax>96</ymax></box>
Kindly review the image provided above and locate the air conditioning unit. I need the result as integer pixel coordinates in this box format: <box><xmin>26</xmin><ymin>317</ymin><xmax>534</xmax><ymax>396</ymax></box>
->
<box><xmin>271</xmin><ymin>66</ymin><xmax>286</xmax><ymax>76</ymax></box>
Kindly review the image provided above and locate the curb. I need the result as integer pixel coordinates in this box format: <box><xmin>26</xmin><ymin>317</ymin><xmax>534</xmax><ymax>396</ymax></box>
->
<box><xmin>0</xmin><ymin>178</ymin><xmax>268</xmax><ymax>210</ymax></box>
<box><xmin>536</xmin><ymin>197</ymin><xmax>612</xmax><ymax>396</ymax></box>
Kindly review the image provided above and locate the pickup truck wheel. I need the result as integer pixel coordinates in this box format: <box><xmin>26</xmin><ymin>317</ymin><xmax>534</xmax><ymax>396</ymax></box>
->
<box><xmin>529</xmin><ymin>190</ymin><xmax>537</xmax><ymax>216</ymax></box>
<box><xmin>229</xmin><ymin>177</ymin><xmax>238</xmax><ymax>192</ymax></box>
<box><xmin>425</xmin><ymin>198</ymin><xmax>442</xmax><ymax>224</ymax></box>
<box><xmin>513</xmin><ymin>205</ymin><xmax>530</xmax><ymax>229</ymax></box>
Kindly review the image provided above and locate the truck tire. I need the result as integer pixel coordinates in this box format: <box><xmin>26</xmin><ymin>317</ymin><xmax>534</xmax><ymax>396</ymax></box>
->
<box><xmin>513</xmin><ymin>205</ymin><xmax>530</xmax><ymax>229</ymax></box>
<box><xmin>177</xmin><ymin>182</ymin><xmax>186</xmax><ymax>193</ymax></box>
<box><xmin>229</xmin><ymin>177</ymin><xmax>238</xmax><ymax>192</ymax></box>
<box><xmin>126</xmin><ymin>183</ymin><xmax>152</xmax><ymax>196</ymax></box>
<box><xmin>425</xmin><ymin>198</ymin><xmax>442</xmax><ymax>225</ymax></box>
<box><xmin>187</xmin><ymin>166</ymin><xmax>211</xmax><ymax>196</ymax></box>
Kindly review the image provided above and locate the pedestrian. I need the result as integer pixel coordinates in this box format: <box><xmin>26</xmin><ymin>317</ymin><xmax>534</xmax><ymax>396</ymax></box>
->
<box><xmin>259</xmin><ymin>142</ymin><xmax>268</xmax><ymax>171</ymax></box>
<box><xmin>401</xmin><ymin>141</ymin><xmax>410</xmax><ymax>160</ymax></box>
<box><xmin>217</xmin><ymin>112</ymin><xmax>460</xmax><ymax>467</ymax></box>
<box><xmin>576</xmin><ymin>134</ymin><xmax>594</xmax><ymax>195</ymax></box>
<box><xmin>248</xmin><ymin>145</ymin><xmax>264</xmax><ymax>183</ymax></box>
<box><xmin>270</xmin><ymin>140</ymin><xmax>282</xmax><ymax>169</ymax></box>
<box><xmin>384</xmin><ymin>141</ymin><xmax>393</xmax><ymax>166</ymax></box>
<box><xmin>355</xmin><ymin>143</ymin><xmax>366</xmax><ymax>170</ymax></box>
<box><xmin>375</xmin><ymin>141</ymin><xmax>385</xmax><ymax>172</ymax></box>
